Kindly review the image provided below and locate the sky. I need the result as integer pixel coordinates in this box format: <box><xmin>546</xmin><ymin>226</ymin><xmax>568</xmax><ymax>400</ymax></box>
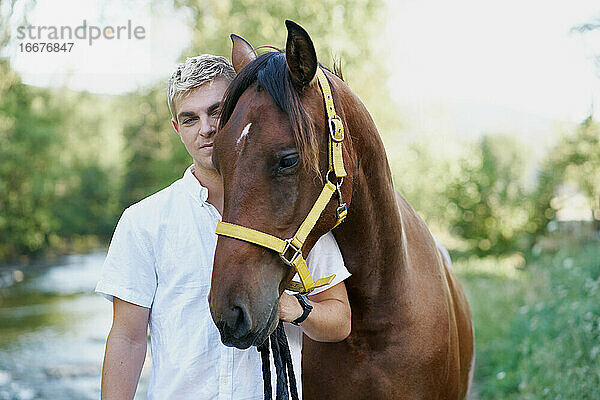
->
<box><xmin>3</xmin><ymin>0</ymin><xmax>600</xmax><ymax>126</ymax></box>
<box><xmin>386</xmin><ymin>0</ymin><xmax>600</xmax><ymax>124</ymax></box>
<box><xmin>3</xmin><ymin>0</ymin><xmax>191</xmax><ymax>93</ymax></box>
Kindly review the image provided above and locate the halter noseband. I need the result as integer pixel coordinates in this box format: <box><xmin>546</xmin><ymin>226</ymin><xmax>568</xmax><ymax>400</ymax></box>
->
<box><xmin>216</xmin><ymin>68</ymin><xmax>347</xmax><ymax>293</ymax></box>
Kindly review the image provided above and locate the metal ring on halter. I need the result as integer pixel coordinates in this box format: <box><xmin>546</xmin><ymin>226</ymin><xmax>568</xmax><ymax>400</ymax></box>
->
<box><xmin>280</xmin><ymin>238</ymin><xmax>302</xmax><ymax>266</ymax></box>
<box><xmin>326</xmin><ymin>170</ymin><xmax>344</xmax><ymax>185</ymax></box>
<box><xmin>328</xmin><ymin>115</ymin><xmax>344</xmax><ymax>142</ymax></box>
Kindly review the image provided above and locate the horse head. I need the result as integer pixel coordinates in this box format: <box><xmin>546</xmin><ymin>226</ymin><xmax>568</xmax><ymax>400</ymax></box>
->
<box><xmin>208</xmin><ymin>20</ymin><xmax>354</xmax><ymax>349</ymax></box>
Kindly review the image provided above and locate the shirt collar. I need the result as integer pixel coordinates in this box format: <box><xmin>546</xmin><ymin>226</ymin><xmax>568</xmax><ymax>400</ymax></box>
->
<box><xmin>182</xmin><ymin>164</ymin><xmax>209</xmax><ymax>203</ymax></box>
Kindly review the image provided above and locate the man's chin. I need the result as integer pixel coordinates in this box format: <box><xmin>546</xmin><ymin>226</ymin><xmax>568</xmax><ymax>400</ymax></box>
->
<box><xmin>193</xmin><ymin>157</ymin><xmax>217</xmax><ymax>173</ymax></box>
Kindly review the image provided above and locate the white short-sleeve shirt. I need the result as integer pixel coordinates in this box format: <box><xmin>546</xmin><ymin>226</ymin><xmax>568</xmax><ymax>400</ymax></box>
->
<box><xmin>95</xmin><ymin>165</ymin><xmax>350</xmax><ymax>400</ymax></box>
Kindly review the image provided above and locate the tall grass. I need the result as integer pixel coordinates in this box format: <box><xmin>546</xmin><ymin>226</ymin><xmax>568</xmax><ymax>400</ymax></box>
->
<box><xmin>455</xmin><ymin>241</ymin><xmax>600</xmax><ymax>399</ymax></box>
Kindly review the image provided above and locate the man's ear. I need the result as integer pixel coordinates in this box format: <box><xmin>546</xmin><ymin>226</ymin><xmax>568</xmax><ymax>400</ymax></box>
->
<box><xmin>231</xmin><ymin>34</ymin><xmax>256</xmax><ymax>73</ymax></box>
<box><xmin>285</xmin><ymin>20</ymin><xmax>317</xmax><ymax>88</ymax></box>
<box><xmin>171</xmin><ymin>119</ymin><xmax>180</xmax><ymax>136</ymax></box>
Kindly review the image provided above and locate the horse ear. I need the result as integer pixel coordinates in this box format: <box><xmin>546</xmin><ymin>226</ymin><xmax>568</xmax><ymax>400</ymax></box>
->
<box><xmin>231</xmin><ymin>34</ymin><xmax>257</xmax><ymax>73</ymax></box>
<box><xmin>285</xmin><ymin>20</ymin><xmax>317</xmax><ymax>88</ymax></box>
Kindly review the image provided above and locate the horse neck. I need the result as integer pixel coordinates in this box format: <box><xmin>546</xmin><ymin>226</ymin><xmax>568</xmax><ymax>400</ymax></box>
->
<box><xmin>334</xmin><ymin>90</ymin><xmax>409</xmax><ymax>306</ymax></box>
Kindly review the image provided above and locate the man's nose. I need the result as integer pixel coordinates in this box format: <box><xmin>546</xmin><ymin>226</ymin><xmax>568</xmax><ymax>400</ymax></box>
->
<box><xmin>198</xmin><ymin>116</ymin><xmax>216</xmax><ymax>138</ymax></box>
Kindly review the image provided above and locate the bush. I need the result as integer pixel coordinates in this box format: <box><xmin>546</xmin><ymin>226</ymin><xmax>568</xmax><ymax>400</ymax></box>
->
<box><xmin>456</xmin><ymin>241</ymin><xmax>600</xmax><ymax>399</ymax></box>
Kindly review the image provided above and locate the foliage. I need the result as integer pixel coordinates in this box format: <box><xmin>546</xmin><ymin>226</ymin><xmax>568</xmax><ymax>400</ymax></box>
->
<box><xmin>52</xmin><ymin>162</ymin><xmax>118</xmax><ymax>239</ymax></box>
<box><xmin>390</xmin><ymin>115</ymin><xmax>599</xmax><ymax>259</ymax></box>
<box><xmin>530</xmin><ymin>156</ymin><xmax>564</xmax><ymax>236</ymax></box>
<box><xmin>174</xmin><ymin>0</ymin><xmax>381</xmax><ymax>71</ymax></box>
<box><xmin>171</xmin><ymin>0</ymin><xmax>400</xmax><ymax>131</ymax></box>
<box><xmin>0</xmin><ymin>61</ymin><xmax>123</xmax><ymax>261</ymax></box>
<box><xmin>389</xmin><ymin>139</ymin><xmax>457</xmax><ymax>232</ymax></box>
<box><xmin>560</xmin><ymin>117</ymin><xmax>600</xmax><ymax>200</ymax></box>
<box><xmin>457</xmin><ymin>241</ymin><xmax>600</xmax><ymax>399</ymax></box>
<box><xmin>532</xmin><ymin>117</ymin><xmax>600</xmax><ymax>234</ymax></box>
<box><xmin>445</xmin><ymin>135</ymin><xmax>535</xmax><ymax>256</ymax></box>
<box><xmin>118</xmin><ymin>88</ymin><xmax>189</xmax><ymax>209</ymax></box>
<box><xmin>0</xmin><ymin>60</ymin><xmax>63</xmax><ymax>259</ymax></box>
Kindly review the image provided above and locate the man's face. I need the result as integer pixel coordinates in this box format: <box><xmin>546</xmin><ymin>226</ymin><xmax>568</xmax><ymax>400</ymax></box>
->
<box><xmin>172</xmin><ymin>77</ymin><xmax>230</xmax><ymax>172</ymax></box>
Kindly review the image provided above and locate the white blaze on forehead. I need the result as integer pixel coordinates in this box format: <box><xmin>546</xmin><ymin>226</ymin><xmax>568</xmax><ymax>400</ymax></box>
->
<box><xmin>236</xmin><ymin>123</ymin><xmax>252</xmax><ymax>150</ymax></box>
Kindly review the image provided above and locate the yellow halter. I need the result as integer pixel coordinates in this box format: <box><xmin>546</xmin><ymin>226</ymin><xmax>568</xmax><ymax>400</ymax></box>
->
<box><xmin>216</xmin><ymin>68</ymin><xmax>347</xmax><ymax>293</ymax></box>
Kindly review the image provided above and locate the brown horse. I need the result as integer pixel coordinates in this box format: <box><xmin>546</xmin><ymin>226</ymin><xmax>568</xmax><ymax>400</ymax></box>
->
<box><xmin>209</xmin><ymin>20</ymin><xmax>474</xmax><ymax>399</ymax></box>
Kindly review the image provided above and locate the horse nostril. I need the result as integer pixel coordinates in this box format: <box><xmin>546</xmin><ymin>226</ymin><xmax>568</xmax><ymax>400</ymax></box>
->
<box><xmin>230</xmin><ymin>300</ymin><xmax>252</xmax><ymax>339</ymax></box>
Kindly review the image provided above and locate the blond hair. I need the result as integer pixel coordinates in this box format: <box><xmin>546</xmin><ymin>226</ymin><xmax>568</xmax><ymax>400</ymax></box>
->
<box><xmin>167</xmin><ymin>55</ymin><xmax>235</xmax><ymax>120</ymax></box>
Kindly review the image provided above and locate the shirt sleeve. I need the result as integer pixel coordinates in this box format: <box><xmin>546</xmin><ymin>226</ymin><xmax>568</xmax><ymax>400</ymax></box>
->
<box><xmin>95</xmin><ymin>208</ymin><xmax>158</xmax><ymax>308</ymax></box>
<box><xmin>303</xmin><ymin>231</ymin><xmax>351</xmax><ymax>296</ymax></box>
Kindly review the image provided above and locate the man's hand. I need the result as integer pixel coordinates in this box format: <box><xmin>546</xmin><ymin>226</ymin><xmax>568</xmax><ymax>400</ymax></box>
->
<box><xmin>277</xmin><ymin>282</ymin><xmax>351</xmax><ymax>342</ymax></box>
<box><xmin>278</xmin><ymin>293</ymin><xmax>304</xmax><ymax>322</ymax></box>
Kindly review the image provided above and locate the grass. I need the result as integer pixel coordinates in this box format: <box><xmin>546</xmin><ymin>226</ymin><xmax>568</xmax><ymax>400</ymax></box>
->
<box><xmin>454</xmin><ymin>241</ymin><xmax>600</xmax><ymax>399</ymax></box>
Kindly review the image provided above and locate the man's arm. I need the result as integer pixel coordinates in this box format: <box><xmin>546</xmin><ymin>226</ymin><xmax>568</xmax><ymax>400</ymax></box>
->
<box><xmin>278</xmin><ymin>282</ymin><xmax>351</xmax><ymax>342</ymax></box>
<box><xmin>101</xmin><ymin>297</ymin><xmax>150</xmax><ymax>400</ymax></box>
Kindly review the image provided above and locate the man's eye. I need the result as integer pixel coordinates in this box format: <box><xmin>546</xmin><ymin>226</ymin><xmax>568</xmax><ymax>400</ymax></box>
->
<box><xmin>278</xmin><ymin>153</ymin><xmax>299</xmax><ymax>172</ymax></box>
<box><xmin>183</xmin><ymin>117</ymin><xmax>197</xmax><ymax>125</ymax></box>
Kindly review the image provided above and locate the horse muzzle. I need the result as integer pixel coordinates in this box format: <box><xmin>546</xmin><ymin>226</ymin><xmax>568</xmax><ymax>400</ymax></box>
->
<box><xmin>209</xmin><ymin>293</ymin><xmax>279</xmax><ymax>349</ymax></box>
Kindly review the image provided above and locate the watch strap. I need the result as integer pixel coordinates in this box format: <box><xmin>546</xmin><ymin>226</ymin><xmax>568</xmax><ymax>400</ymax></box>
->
<box><xmin>292</xmin><ymin>293</ymin><xmax>313</xmax><ymax>325</ymax></box>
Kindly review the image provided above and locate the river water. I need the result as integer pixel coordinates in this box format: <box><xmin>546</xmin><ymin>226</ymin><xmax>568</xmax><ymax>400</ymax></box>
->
<box><xmin>0</xmin><ymin>252</ymin><xmax>149</xmax><ymax>399</ymax></box>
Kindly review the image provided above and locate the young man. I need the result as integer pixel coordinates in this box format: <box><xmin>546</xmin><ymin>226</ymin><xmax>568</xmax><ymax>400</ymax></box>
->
<box><xmin>96</xmin><ymin>55</ymin><xmax>351</xmax><ymax>400</ymax></box>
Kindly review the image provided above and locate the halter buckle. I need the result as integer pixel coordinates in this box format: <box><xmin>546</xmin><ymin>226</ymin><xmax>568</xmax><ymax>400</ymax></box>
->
<box><xmin>328</xmin><ymin>115</ymin><xmax>344</xmax><ymax>142</ymax></box>
<box><xmin>280</xmin><ymin>239</ymin><xmax>302</xmax><ymax>266</ymax></box>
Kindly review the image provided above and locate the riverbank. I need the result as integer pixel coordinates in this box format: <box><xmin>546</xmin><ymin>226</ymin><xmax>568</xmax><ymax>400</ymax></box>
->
<box><xmin>0</xmin><ymin>235</ymin><xmax>109</xmax><ymax>270</ymax></box>
<box><xmin>0</xmin><ymin>243</ymin><xmax>108</xmax><ymax>296</ymax></box>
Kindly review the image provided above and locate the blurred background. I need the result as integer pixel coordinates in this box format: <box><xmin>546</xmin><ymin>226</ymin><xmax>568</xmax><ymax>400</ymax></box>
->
<box><xmin>0</xmin><ymin>0</ymin><xmax>599</xmax><ymax>398</ymax></box>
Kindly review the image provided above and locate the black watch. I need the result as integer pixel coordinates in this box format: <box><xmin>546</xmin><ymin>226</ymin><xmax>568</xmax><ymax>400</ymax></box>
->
<box><xmin>291</xmin><ymin>293</ymin><xmax>313</xmax><ymax>325</ymax></box>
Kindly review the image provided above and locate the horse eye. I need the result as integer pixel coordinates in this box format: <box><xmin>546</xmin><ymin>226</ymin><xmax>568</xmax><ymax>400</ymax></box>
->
<box><xmin>278</xmin><ymin>153</ymin><xmax>299</xmax><ymax>171</ymax></box>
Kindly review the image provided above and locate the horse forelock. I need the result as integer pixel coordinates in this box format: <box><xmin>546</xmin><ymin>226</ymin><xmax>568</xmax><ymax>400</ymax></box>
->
<box><xmin>219</xmin><ymin>51</ymin><xmax>320</xmax><ymax>177</ymax></box>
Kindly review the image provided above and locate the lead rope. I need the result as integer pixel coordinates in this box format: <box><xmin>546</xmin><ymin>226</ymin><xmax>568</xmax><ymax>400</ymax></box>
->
<box><xmin>256</xmin><ymin>322</ymin><xmax>300</xmax><ymax>400</ymax></box>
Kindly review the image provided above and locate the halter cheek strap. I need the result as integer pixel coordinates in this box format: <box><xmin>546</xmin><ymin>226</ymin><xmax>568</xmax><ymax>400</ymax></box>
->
<box><xmin>216</xmin><ymin>68</ymin><xmax>347</xmax><ymax>293</ymax></box>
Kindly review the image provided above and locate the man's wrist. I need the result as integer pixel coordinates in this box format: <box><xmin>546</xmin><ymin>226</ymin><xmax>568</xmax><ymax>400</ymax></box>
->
<box><xmin>291</xmin><ymin>293</ymin><xmax>313</xmax><ymax>325</ymax></box>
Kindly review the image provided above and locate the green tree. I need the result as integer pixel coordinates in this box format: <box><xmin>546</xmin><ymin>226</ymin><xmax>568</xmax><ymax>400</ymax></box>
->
<box><xmin>445</xmin><ymin>135</ymin><xmax>534</xmax><ymax>256</ymax></box>
<box><xmin>533</xmin><ymin>116</ymin><xmax>600</xmax><ymax>234</ymax></box>
<box><xmin>560</xmin><ymin>117</ymin><xmax>600</xmax><ymax>203</ymax></box>
<box><xmin>390</xmin><ymin>140</ymin><xmax>456</xmax><ymax>232</ymax></box>
<box><xmin>174</xmin><ymin>0</ymin><xmax>381</xmax><ymax>71</ymax></box>
<box><xmin>0</xmin><ymin>60</ymin><xmax>63</xmax><ymax>259</ymax></box>
<box><xmin>52</xmin><ymin>162</ymin><xmax>119</xmax><ymax>239</ymax></box>
<box><xmin>119</xmin><ymin>87</ymin><xmax>189</xmax><ymax>208</ymax></box>
<box><xmin>51</xmin><ymin>90</ymin><xmax>125</xmax><ymax>235</ymax></box>
<box><xmin>172</xmin><ymin>0</ymin><xmax>398</xmax><ymax>131</ymax></box>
